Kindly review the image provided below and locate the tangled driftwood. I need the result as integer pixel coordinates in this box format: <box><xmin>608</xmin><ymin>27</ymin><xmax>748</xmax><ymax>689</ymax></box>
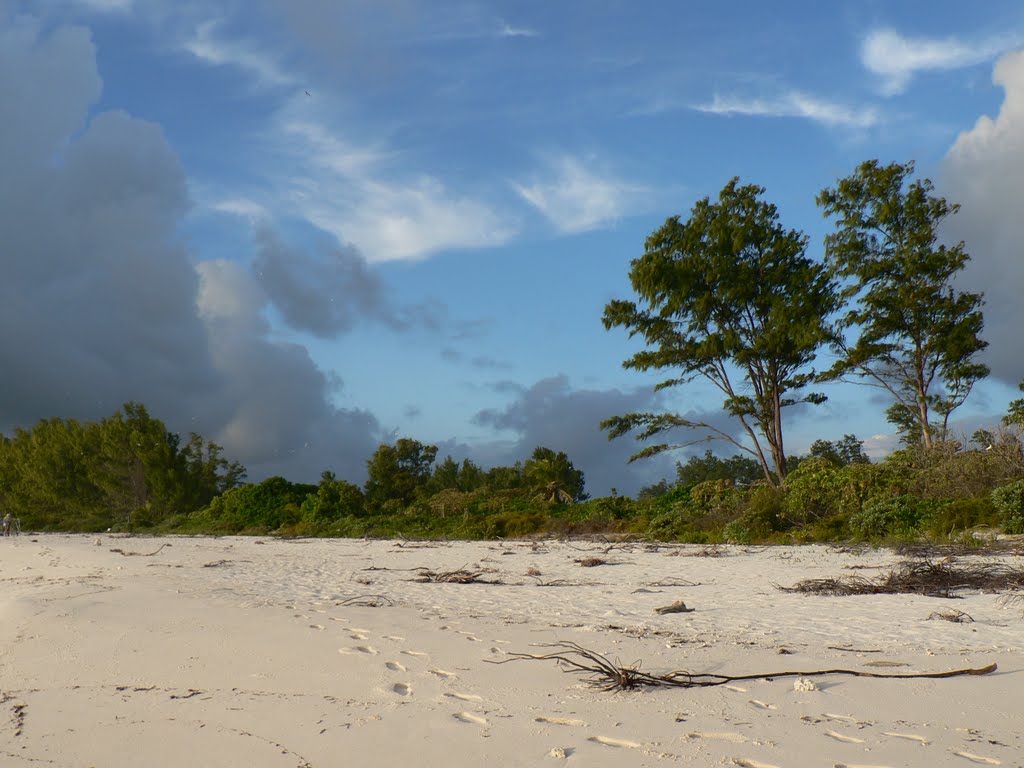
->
<box><xmin>780</xmin><ymin>559</ymin><xmax>1024</xmax><ymax>598</ymax></box>
<box><xmin>489</xmin><ymin>642</ymin><xmax>996</xmax><ymax>692</ymax></box>
<box><xmin>413</xmin><ymin>568</ymin><xmax>502</xmax><ymax>584</ymax></box>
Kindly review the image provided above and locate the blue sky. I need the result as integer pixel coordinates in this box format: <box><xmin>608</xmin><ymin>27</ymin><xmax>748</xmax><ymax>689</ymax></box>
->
<box><xmin>3</xmin><ymin>1</ymin><xmax>1024</xmax><ymax>496</ymax></box>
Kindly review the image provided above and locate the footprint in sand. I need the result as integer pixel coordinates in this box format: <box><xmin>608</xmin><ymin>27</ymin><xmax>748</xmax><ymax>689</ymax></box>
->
<box><xmin>402</xmin><ymin>650</ymin><xmax>429</xmax><ymax>658</ymax></box>
<box><xmin>825</xmin><ymin>730</ymin><xmax>866</xmax><ymax>744</ymax></box>
<box><xmin>309</xmin><ymin>624</ymin><xmax>325</xmax><ymax>630</ymax></box>
<box><xmin>954</xmin><ymin>752</ymin><xmax>1002</xmax><ymax>766</ymax></box>
<box><xmin>535</xmin><ymin>716</ymin><xmax>588</xmax><ymax>727</ymax></box>
<box><xmin>428</xmin><ymin>668</ymin><xmax>457</xmax><ymax>679</ymax></box>
<box><xmin>588</xmin><ymin>736</ymin><xmax>641</xmax><ymax>749</ymax></box>
<box><xmin>453</xmin><ymin>712</ymin><xmax>489</xmax><ymax>726</ymax></box>
<box><xmin>732</xmin><ymin>759</ymin><xmax>780</xmax><ymax>768</ymax></box>
<box><xmin>383</xmin><ymin>635</ymin><xmax>406</xmax><ymax>642</ymax></box>
<box><xmin>338</xmin><ymin>645</ymin><xmax>379</xmax><ymax>655</ymax></box>
<box><xmin>445</xmin><ymin>693</ymin><xmax>483</xmax><ymax>702</ymax></box>
<box><xmin>391</xmin><ymin>683</ymin><xmax>412</xmax><ymax>696</ymax></box>
<box><xmin>748</xmin><ymin>699</ymin><xmax>777</xmax><ymax>710</ymax></box>
<box><xmin>349</xmin><ymin>633</ymin><xmax>369</xmax><ymax>640</ymax></box>
<box><xmin>385</xmin><ymin>661</ymin><xmax>406</xmax><ymax>672</ymax></box>
<box><xmin>687</xmin><ymin>732</ymin><xmax>748</xmax><ymax>744</ymax></box>
<box><xmin>882</xmin><ymin>732</ymin><xmax>929</xmax><ymax>746</ymax></box>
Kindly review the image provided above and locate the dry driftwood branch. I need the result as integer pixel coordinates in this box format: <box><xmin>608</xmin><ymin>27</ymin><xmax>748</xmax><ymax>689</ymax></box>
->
<box><xmin>110</xmin><ymin>543</ymin><xmax>170</xmax><ymax>557</ymax></box>
<box><xmin>529</xmin><ymin>577</ymin><xmax>604</xmax><ymax>587</ymax></box>
<box><xmin>780</xmin><ymin>559</ymin><xmax>1024</xmax><ymax>598</ymax></box>
<box><xmin>413</xmin><ymin>568</ymin><xmax>502</xmax><ymax>584</ymax></box>
<box><xmin>337</xmin><ymin>594</ymin><xmax>395</xmax><ymax>607</ymax></box>
<box><xmin>645</xmin><ymin>578</ymin><xmax>700</xmax><ymax>587</ymax></box>
<box><xmin>654</xmin><ymin>600</ymin><xmax>694</xmax><ymax>615</ymax></box>
<box><xmin>926</xmin><ymin>609</ymin><xmax>974</xmax><ymax>623</ymax></box>
<box><xmin>488</xmin><ymin>642</ymin><xmax>997</xmax><ymax>691</ymax></box>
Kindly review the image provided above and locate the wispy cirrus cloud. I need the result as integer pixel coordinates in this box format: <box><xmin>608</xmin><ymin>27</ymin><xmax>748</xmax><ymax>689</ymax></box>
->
<box><xmin>183</xmin><ymin>19</ymin><xmax>294</xmax><ymax>88</ymax></box>
<box><xmin>694</xmin><ymin>90</ymin><xmax>879</xmax><ymax>128</ymax></box>
<box><xmin>861</xmin><ymin>27</ymin><xmax>1022</xmax><ymax>96</ymax></box>
<box><xmin>498</xmin><ymin>21</ymin><xmax>539</xmax><ymax>39</ymax></box>
<box><xmin>513</xmin><ymin>155</ymin><xmax>647</xmax><ymax>234</ymax></box>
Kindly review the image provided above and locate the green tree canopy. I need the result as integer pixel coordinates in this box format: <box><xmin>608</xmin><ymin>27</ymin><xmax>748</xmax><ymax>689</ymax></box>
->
<box><xmin>523</xmin><ymin>446</ymin><xmax>587</xmax><ymax>503</ymax></box>
<box><xmin>364</xmin><ymin>438</ymin><xmax>438</xmax><ymax>507</ymax></box>
<box><xmin>675</xmin><ymin>449</ymin><xmax>764</xmax><ymax>487</ymax></box>
<box><xmin>817</xmin><ymin>160</ymin><xmax>989</xmax><ymax>448</ymax></box>
<box><xmin>602</xmin><ymin>178</ymin><xmax>839</xmax><ymax>484</ymax></box>
<box><xmin>808</xmin><ymin>434</ymin><xmax>870</xmax><ymax>467</ymax></box>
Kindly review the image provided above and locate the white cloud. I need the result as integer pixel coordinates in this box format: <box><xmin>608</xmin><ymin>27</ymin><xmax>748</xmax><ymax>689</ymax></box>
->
<box><xmin>498</xmin><ymin>21</ymin><xmax>539</xmax><ymax>38</ymax></box>
<box><xmin>272</xmin><ymin>117</ymin><xmax>515</xmax><ymax>262</ymax></box>
<box><xmin>942</xmin><ymin>50</ymin><xmax>1024</xmax><ymax>384</ymax></box>
<box><xmin>211</xmin><ymin>197</ymin><xmax>268</xmax><ymax>221</ymax></box>
<box><xmin>861</xmin><ymin>27</ymin><xmax>1020</xmax><ymax>96</ymax></box>
<box><xmin>514</xmin><ymin>155</ymin><xmax>645</xmax><ymax>234</ymax></box>
<box><xmin>183</xmin><ymin>20</ymin><xmax>294</xmax><ymax>88</ymax></box>
<box><xmin>695</xmin><ymin>91</ymin><xmax>878</xmax><ymax>128</ymax></box>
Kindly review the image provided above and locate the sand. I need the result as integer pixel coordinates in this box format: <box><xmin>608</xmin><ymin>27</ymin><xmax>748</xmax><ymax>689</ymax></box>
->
<box><xmin>0</xmin><ymin>535</ymin><xmax>1021</xmax><ymax>767</ymax></box>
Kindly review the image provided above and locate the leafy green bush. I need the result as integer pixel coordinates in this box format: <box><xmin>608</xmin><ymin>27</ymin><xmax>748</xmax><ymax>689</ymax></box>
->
<box><xmin>724</xmin><ymin>486</ymin><xmax>787</xmax><ymax>543</ymax></box>
<box><xmin>848</xmin><ymin>495</ymin><xmax>934</xmax><ymax>540</ymax></box>
<box><xmin>992</xmin><ymin>480</ymin><xmax>1024</xmax><ymax>534</ymax></box>
<box><xmin>921</xmin><ymin>497</ymin><xmax>999</xmax><ymax>537</ymax></box>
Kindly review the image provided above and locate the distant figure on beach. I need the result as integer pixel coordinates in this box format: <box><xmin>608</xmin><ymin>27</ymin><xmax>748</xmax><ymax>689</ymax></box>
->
<box><xmin>2</xmin><ymin>513</ymin><xmax>11</xmax><ymax>536</ymax></box>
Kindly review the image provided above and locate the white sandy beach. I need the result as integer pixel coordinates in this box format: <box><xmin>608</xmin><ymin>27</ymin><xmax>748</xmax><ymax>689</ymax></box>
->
<box><xmin>0</xmin><ymin>535</ymin><xmax>1021</xmax><ymax>767</ymax></box>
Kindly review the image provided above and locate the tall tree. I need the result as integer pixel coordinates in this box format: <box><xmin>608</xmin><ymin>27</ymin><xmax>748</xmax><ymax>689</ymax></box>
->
<box><xmin>602</xmin><ymin>179</ymin><xmax>838</xmax><ymax>484</ymax></box>
<box><xmin>817</xmin><ymin>160</ymin><xmax>989</xmax><ymax>448</ymax></box>
<box><xmin>364</xmin><ymin>438</ymin><xmax>438</xmax><ymax>507</ymax></box>
<box><xmin>523</xmin><ymin>446</ymin><xmax>587</xmax><ymax>503</ymax></box>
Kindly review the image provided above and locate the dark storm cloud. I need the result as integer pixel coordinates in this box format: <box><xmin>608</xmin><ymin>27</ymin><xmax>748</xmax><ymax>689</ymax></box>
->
<box><xmin>0</xmin><ymin>16</ymin><xmax>384</xmax><ymax>484</ymax></box>
<box><xmin>469</xmin><ymin>374</ymin><xmax>724</xmax><ymax>497</ymax></box>
<box><xmin>254</xmin><ymin>227</ymin><xmax>447</xmax><ymax>337</ymax></box>
<box><xmin>942</xmin><ymin>50</ymin><xmax>1024</xmax><ymax>385</ymax></box>
<box><xmin>0</xmin><ymin>19</ymin><xmax>222</xmax><ymax>430</ymax></box>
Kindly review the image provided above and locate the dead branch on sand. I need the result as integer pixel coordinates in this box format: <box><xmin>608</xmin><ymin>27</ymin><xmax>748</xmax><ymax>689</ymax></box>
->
<box><xmin>575</xmin><ymin>557</ymin><xmax>616</xmax><ymax>567</ymax></box>
<box><xmin>109</xmin><ymin>543</ymin><xmax>170</xmax><ymax>557</ymax></box>
<box><xmin>489</xmin><ymin>641</ymin><xmax>996</xmax><ymax>692</ymax></box>
<box><xmin>413</xmin><ymin>568</ymin><xmax>502</xmax><ymax>584</ymax></box>
<box><xmin>529</xmin><ymin>577</ymin><xmax>604</xmax><ymax>587</ymax></box>
<box><xmin>780</xmin><ymin>559</ymin><xmax>1024</xmax><ymax>598</ymax></box>
<box><xmin>654</xmin><ymin>600</ymin><xmax>694</xmax><ymax>615</ymax></box>
<box><xmin>337</xmin><ymin>594</ymin><xmax>395</xmax><ymax>607</ymax></box>
<box><xmin>926</xmin><ymin>609</ymin><xmax>974</xmax><ymax>623</ymax></box>
<box><xmin>669</xmin><ymin>545</ymin><xmax>727</xmax><ymax>558</ymax></box>
<box><xmin>645</xmin><ymin>578</ymin><xmax>700</xmax><ymax>587</ymax></box>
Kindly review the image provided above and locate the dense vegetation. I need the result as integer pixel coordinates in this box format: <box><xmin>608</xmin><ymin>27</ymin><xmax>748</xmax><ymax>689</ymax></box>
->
<box><xmin>2</xmin><ymin>160</ymin><xmax>1022</xmax><ymax>544</ymax></box>
<box><xmin>2</xmin><ymin>403</ymin><xmax>1023</xmax><ymax>545</ymax></box>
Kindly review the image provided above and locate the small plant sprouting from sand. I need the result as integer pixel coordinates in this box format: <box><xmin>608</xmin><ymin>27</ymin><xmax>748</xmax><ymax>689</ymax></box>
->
<box><xmin>490</xmin><ymin>641</ymin><xmax>997</xmax><ymax>692</ymax></box>
<box><xmin>779</xmin><ymin>559</ymin><xmax>1024</xmax><ymax>598</ymax></box>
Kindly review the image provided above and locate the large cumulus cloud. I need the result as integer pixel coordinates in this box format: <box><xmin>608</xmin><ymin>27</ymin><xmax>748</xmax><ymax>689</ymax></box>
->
<box><xmin>0</xmin><ymin>16</ymin><xmax>383</xmax><ymax>483</ymax></box>
<box><xmin>942</xmin><ymin>50</ymin><xmax>1024</xmax><ymax>385</ymax></box>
